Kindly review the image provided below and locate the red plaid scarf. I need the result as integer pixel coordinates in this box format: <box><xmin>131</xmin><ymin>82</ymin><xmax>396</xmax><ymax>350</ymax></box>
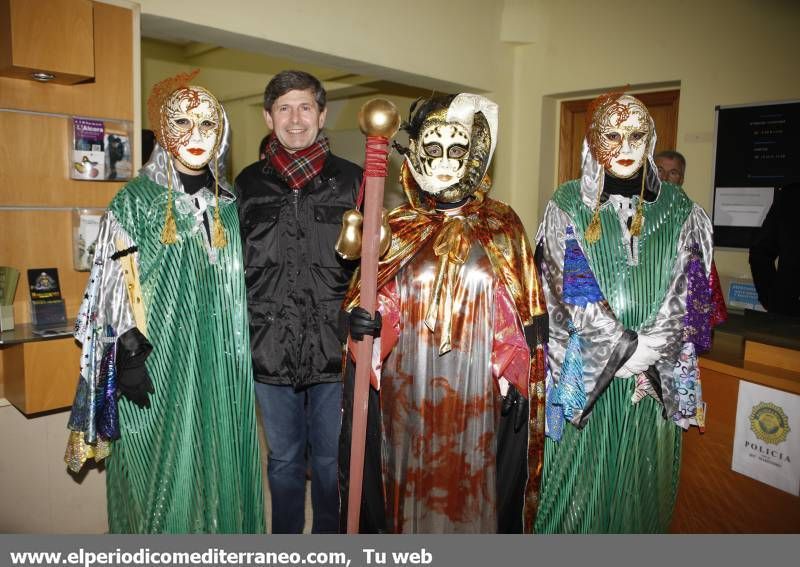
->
<box><xmin>265</xmin><ymin>134</ymin><xmax>330</xmax><ymax>191</ymax></box>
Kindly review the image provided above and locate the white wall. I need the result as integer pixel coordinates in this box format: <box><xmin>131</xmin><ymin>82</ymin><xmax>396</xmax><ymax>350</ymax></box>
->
<box><xmin>137</xmin><ymin>0</ymin><xmax>508</xmax><ymax>93</ymax></box>
<box><xmin>0</xmin><ymin>403</ymin><xmax>107</xmax><ymax>533</ymax></box>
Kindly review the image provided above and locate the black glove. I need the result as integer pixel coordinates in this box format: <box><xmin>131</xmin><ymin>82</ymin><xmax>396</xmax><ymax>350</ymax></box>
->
<box><xmin>116</xmin><ymin>327</ymin><xmax>154</xmax><ymax>408</ymax></box>
<box><xmin>349</xmin><ymin>306</ymin><xmax>382</xmax><ymax>342</ymax></box>
<box><xmin>500</xmin><ymin>385</ymin><xmax>528</xmax><ymax>433</ymax></box>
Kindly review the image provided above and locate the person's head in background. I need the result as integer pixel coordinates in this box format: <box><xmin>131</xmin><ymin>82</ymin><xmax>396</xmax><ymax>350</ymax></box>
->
<box><xmin>258</xmin><ymin>135</ymin><xmax>269</xmax><ymax>161</ymax></box>
<box><xmin>142</xmin><ymin>129</ymin><xmax>156</xmax><ymax>165</ymax></box>
<box><xmin>262</xmin><ymin>70</ymin><xmax>327</xmax><ymax>153</ymax></box>
<box><xmin>654</xmin><ymin>150</ymin><xmax>686</xmax><ymax>185</ymax></box>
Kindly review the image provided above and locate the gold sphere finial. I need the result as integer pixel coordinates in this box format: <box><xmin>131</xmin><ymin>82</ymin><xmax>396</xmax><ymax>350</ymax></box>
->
<box><xmin>358</xmin><ymin>99</ymin><xmax>401</xmax><ymax>138</ymax></box>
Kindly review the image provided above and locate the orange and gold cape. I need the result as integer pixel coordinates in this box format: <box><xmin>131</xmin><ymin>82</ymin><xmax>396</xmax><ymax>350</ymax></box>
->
<box><xmin>345</xmin><ymin>164</ymin><xmax>546</xmax><ymax>326</ymax></box>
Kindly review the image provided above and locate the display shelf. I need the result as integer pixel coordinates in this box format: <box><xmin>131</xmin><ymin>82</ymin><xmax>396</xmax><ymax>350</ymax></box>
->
<box><xmin>0</xmin><ymin>320</ymin><xmax>76</xmax><ymax>346</ymax></box>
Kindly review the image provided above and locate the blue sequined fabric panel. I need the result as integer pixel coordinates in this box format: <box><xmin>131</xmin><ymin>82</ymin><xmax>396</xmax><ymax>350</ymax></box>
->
<box><xmin>96</xmin><ymin>341</ymin><xmax>120</xmax><ymax>441</ymax></box>
<box><xmin>562</xmin><ymin>227</ymin><xmax>605</xmax><ymax>307</ymax></box>
<box><xmin>548</xmin><ymin>321</ymin><xmax>587</xmax><ymax>426</ymax></box>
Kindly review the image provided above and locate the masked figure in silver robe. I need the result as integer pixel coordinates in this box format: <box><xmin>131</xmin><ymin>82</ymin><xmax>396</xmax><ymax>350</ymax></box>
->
<box><xmin>535</xmin><ymin>93</ymin><xmax>726</xmax><ymax>533</ymax></box>
<box><xmin>64</xmin><ymin>73</ymin><xmax>265</xmax><ymax>533</ymax></box>
<box><xmin>340</xmin><ymin>94</ymin><xmax>548</xmax><ymax>533</ymax></box>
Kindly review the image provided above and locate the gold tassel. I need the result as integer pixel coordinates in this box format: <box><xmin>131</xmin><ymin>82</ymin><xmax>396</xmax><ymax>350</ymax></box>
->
<box><xmin>160</xmin><ymin>160</ymin><xmax>178</xmax><ymax>245</ymax></box>
<box><xmin>211</xmin><ymin>156</ymin><xmax>227</xmax><ymax>248</ymax></box>
<box><xmin>584</xmin><ymin>173</ymin><xmax>604</xmax><ymax>244</ymax></box>
<box><xmin>629</xmin><ymin>201</ymin><xmax>644</xmax><ymax>236</ymax></box>
<box><xmin>585</xmin><ymin>208</ymin><xmax>602</xmax><ymax>243</ymax></box>
<box><xmin>629</xmin><ymin>160</ymin><xmax>647</xmax><ymax>237</ymax></box>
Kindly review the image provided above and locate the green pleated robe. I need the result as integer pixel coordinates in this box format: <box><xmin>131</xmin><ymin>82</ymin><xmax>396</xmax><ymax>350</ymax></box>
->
<box><xmin>105</xmin><ymin>175</ymin><xmax>265</xmax><ymax>533</ymax></box>
<box><xmin>536</xmin><ymin>180</ymin><xmax>692</xmax><ymax>533</ymax></box>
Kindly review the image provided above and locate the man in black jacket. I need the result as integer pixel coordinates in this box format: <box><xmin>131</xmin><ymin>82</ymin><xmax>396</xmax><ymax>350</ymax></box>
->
<box><xmin>236</xmin><ymin>70</ymin><xmax>362</xmax><ymax>533</ymax></box>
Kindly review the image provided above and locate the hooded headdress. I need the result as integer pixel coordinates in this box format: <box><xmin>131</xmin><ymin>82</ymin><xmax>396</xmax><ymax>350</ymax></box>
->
<box><xmin>402</xmin><ymin>93</ymin><xmax>498</xmax><ymax>203</ymax></box>
<box><xmin>143</xmin><ymin>71</ymin><xmax>233</xmax><ymax>247</ymax></box>
<box><xmin>581</xmin><ymin>93</ymin><xmax>661</xmax><ymax>243</ymax></box>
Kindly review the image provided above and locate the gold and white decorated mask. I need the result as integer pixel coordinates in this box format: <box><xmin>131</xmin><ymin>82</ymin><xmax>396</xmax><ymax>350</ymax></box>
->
<box><xmin>414</xmin><ymin>120</ymin><xmax>471</xmax><ymax>194</ymax></box>
<box><xmin>588</xmin><ymin>94</ymin><xmax>652</xmax><ymax>179</ymax></box>
<box><xmin>160</xmin><ymin>86</ymin><xmax>222</xmax><ymax>171</ymax></box>
<box><xmin>406</xmin><ymin>94</ymin><xmax>498</xmax><ymax>203</ymax></box>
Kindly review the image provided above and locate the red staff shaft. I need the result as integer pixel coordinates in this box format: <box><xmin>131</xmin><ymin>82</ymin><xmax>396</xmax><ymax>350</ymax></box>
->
<box><xmin>347</xmin><ymin>138</ymin><xmax>389</xmax><ymax>533</ymax></box>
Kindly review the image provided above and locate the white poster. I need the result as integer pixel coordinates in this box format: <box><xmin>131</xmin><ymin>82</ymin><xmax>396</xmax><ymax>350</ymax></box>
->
<box><xmin>731</xmin><ymin>381</ymin><xmax>800</xmax><ymax>495</ymax></box>
<box><xmin>713</xmin><ymin>187</ymin><xmax>774</xmax><ymax>227</ymax></box>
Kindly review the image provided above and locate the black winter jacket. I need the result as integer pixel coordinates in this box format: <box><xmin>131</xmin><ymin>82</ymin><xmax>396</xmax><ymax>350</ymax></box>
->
<box><xmin>749</xmin><ymin>183</ymin><xmax>800</xmax><ymax>317</ymax></box>
<box><xmin>236</xmin><ymin>154</ymin><xmax>362</xmax><ymax>388</ymax></box>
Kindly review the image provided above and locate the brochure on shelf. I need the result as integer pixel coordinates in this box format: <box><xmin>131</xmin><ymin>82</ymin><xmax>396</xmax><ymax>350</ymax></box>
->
<box><xmin>27</xmin><ymin>268</ymin><xmax>67</xmax><ymax>328</ymax></box>
<box><xmin>0</xmin><ymin>266</ymin><xmax>20</xmax><ymax>307</ymax></box>
<box><xmin>69</xmin><ymin>117</ymin><xmax>133</xmax><ymax>181</ymax></box>
<box><xmin>71</xmin><ymin>118</ymin><xmax>105</xmax><ymax>180</ymax></box>
<box><xmin>0</xmin><ymin>267</ymin><xmax>20</xmax><ymax>332</ymax></box>
<box><xmin>104</xmin><ymin>125</ymin><xmax>132</xmax><ymax>180</ymax></box>
<box><xmin>72</xmin><ymin>208</ymin><xmax>105</xmax><ymax>271</ymax></box>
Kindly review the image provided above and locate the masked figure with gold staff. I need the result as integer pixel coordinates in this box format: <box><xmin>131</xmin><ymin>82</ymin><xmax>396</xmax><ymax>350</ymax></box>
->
<box><xmin>340</xmin><ymin>94</ymin><xmax>548</xmax><ymax>533</ymax></box>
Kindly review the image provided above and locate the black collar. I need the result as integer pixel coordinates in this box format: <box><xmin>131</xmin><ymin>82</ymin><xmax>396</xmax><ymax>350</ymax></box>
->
<box><xmin>601</xmin><ymin>168</ymin><xmax>658</xmax><ymax>203</ymax></box>
<box><xmin>178</xmin><ymin>169</ymin><xmax>234</xmax><ymax>199</ymax></box>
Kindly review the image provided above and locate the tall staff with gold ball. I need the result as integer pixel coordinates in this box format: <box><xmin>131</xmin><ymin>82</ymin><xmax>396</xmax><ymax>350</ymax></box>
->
<box><xmin>340</xmin><ymin>99</ymin><xmax>400</xmax><ymax>533</ymax></box>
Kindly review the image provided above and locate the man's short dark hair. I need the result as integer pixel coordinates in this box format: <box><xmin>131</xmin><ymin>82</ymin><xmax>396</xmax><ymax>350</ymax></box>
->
<box><xmin>654</xmin><ymin>150</ymin><xmax>686</xmax><ymax>169</ymax></box>
<box><xmin>263</xmin><ymin>70</ymin><xmax>326</xmax><ymax>113</ymax></box>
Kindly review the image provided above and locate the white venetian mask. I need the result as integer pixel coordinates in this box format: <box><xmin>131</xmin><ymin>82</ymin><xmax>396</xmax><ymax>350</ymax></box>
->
<box><xmin>590</xmin><ymin>95</ymin><xmax>651</xmax><ymax>179</ymax></box>
<box><xmin>161</xmin><ymin>87</ymin><xmax>221</xmax><ymax>171</ymax></box>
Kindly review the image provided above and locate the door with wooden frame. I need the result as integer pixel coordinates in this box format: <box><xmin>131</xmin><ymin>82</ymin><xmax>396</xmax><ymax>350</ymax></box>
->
<box><xmin>558</xmin><ymin>90</ymin><xmax>680</xmax><ymax>184</ymax></box>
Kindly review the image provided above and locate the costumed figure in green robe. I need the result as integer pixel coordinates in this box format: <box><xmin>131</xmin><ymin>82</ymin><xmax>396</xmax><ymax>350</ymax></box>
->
<box><xmin>64</xmin><ymin>72</ymin><xmax>265</xmax><ymax>533</ymax></box>
<box><xmin>535</xmin><ymin>92</ymin><xmax>726</xmax><ymax>533</ymax></box>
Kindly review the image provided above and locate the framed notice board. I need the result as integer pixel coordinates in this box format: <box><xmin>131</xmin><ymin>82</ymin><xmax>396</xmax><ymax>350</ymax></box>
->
<box><xmin>711</xmin><ymin>100</ymin><xmax>800</xmax><ymax>248</ymax></box>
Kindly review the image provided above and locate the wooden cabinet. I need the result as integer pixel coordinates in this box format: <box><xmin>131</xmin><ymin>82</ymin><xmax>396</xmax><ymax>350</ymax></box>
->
<box><xmin>0</xmin><ymin>0</ymin><xmax>95</xmax><ymax>85</ymax></box>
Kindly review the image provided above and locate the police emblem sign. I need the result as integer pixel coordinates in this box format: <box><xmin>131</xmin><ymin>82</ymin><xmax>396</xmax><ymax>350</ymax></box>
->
<box><xmin>732</xmin><ymin>381</ymin><xmax>800</xmax><ymax>495</ymax></box>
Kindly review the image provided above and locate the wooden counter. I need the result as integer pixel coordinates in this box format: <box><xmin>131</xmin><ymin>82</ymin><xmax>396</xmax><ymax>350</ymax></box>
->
<box><xmin>670</xmin><ymin>312</ymin><xmax>800</xmax><ymax>533</ymax></box>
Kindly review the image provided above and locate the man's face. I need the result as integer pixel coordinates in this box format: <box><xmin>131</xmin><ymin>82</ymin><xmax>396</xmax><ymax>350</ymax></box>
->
<box><xmin>413</xmin><ymin>122</ymin><xmax>471</xmax><ymax>195</ymax></box>
<box><xmin>162</xmin><ymin>87</ymin><xmax>221</xmax><ymax>173</ymax></box>
<box><xmin>264</xmin><ymin>89</ymin><xmax>327</xmax><ymax>153</ymax></box>
<box><xmin>655</xmin><ymin>156</ymin><xmax>685</xmax><ymax>185</ymax></box>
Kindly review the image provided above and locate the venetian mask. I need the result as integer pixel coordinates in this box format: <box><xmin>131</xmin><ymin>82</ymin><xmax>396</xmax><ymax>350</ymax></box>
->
<box><xmin>406</xmin><ymin>94</ymin><xmax>498</xmax><ymax>203</ymax></box>
<box><xmin>411</xmin><ymin>118</ymin><xmax>471</xmax><ymax>195</ymax></box>
<box><xmin>160</xmin><ymin>86</ymin><xmax>222</xmax><ymax>170</ymax></box>
<box><xmin>588</xmin><ymin>95</ymin><xmax>652</xmax><ymax>179</ymax></box>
